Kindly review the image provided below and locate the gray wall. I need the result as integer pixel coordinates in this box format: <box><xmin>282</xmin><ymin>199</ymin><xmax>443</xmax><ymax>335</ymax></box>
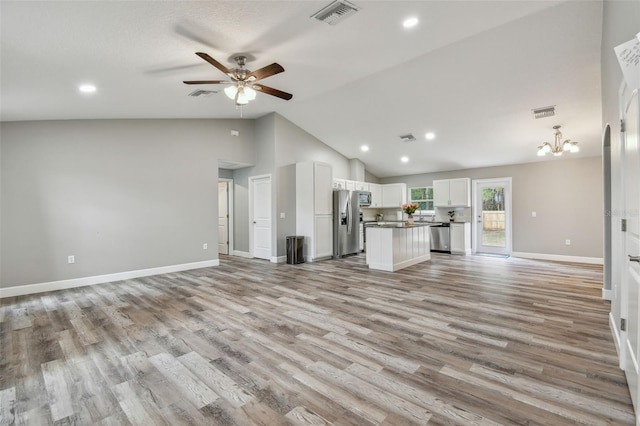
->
<box><xmin>601</xmin><ymin>0</ymin><xmax>640</xmax><ymax>337</ymax></box>
<box><xmin>232</xmin><ymin>114</ymin><xmax>276</xmax><ymax>253</ymax></box>
<box><xmin>273</xmin><ymin>113</ymin><xmax>350</xmax><ymax>257</ymax></box>
<box><xmin>1</xmin><ymin>119</ymin><xmax>255</xmax><ymax>288</ymax></box>
<box><xmin>230</xmin><ymin>113</ymin><xmax>351</xmax><ymax>257</ymax></box>
<box><xmin>219</xmin><ymin>168</ymin><xmax>234</xmax><ymax>179</ymax></box>
<box><xmin>380</xmin><ymin>156</ymin><xmax>604</xmax><ymax>258</ymax></box>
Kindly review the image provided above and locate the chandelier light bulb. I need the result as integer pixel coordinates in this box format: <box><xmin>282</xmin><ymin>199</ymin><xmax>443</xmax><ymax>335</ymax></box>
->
<box><xmin>570</xmin><ymin>144</ymin><xmax>580</xmax><ymax>153</ymax></box>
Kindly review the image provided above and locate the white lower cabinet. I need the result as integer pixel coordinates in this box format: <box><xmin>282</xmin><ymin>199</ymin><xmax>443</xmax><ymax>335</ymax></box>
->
<box><xmin>315</xmin><ymin>214</ymin><xmax>333</xmax><ymax>259</ymax></box>
<box><xmin>450</xmin><ymin>222</ymin><xmax>471</xmax><ymax>255</ymax></box>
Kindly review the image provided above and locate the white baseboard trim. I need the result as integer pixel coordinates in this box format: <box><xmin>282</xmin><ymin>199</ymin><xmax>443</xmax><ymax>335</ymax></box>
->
<box><xmin>0</xmin><ymin>259</ymin><xmax>220</xmax><ymax>298</ymax></box>
<box><xmin>511</xmin><ymin>252</ymin><xmax>603</xmax><ymax>265</ymax></box>
<box><xmin>602</xmin><ymin>288</ymin><xmax>613</xmax><ymax>301</ymax></box>
<box><xmin>610</xmin><ymin>311</ymin><xmax>621</xmax><ymax>357</ymax></box>
<box><xmin>272</xmin><ymin>256</ymin><xmax>286</xmax><ymax>264</ymax></box>
<box><xmin>233</xmin><ymin>250</ymin><xmax>251</xmax><ymax>258</ymax></box>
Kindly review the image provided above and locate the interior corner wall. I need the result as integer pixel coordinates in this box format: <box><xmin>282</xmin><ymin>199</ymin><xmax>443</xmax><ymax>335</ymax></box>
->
<box><xmin>273</xmin><ymin>113</ymin><xmax>350</xmax><ymax>257</ymax></box>
<box><xmin>382</xmin><ymin>156</ymin><xmax>604</xmax><ymax>258</ymax></box>
<box><xmin>232</xmin><ymin>113</ymin><xmax>276</xmax><ymax>254</ymax></box>
<box><xmin>0</xmin><ymin>118</ymin><xmax>255</xmax><ymax>289</ymax></box>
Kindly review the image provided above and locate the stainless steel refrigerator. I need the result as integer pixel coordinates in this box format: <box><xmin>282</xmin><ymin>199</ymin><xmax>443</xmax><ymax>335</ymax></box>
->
<box><xmin>333</xmin><ymin>189</ymin><xmax>360</xmax><ymax>258</ymax></box>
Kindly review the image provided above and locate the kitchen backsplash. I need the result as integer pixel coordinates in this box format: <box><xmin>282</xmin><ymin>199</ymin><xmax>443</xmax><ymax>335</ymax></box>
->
<box><xmin>362</xmin><ymin>207</ymin><xmax>472</xmax><ymax>222</ymax></box>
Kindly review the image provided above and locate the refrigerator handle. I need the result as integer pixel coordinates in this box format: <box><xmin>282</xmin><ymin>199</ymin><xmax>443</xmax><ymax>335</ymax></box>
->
<box><xmin>346</xmin><ymin>197</ymin><xmax>352</xmax><ymax>234</ymax></box>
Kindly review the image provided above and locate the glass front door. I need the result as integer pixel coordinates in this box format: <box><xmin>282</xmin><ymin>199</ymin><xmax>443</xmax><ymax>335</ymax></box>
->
<box><xmin>474</xmin><ymin>179</ymin><xmax>511</xmax><ymax>256</ymax></box>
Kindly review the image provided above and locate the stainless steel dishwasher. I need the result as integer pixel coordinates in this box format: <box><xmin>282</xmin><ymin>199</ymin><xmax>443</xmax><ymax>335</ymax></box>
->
<box><xmin>430</xmin><ymin>224</ymin><xmax>450</xmax><ymax>252</ymax></box>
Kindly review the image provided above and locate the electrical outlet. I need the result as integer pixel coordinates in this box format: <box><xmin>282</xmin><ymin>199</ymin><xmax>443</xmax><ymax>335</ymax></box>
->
<box><xmin>280</xmin><ymin>212</ymin><xmax>285</xmax><ymax>219</ymax></box>
<box><xmin>203</xmin><ymin>243</ymin><xmax>208</xmax><ymax>250</ymax></box>
<box><xmin>565</xmin><ymin>239</ymin><xmax>571</xmax><ymax>246</ymax></box>
<box><xmin>68</xmin><ymin>255</ymin><xmax>75</xmax><ymax>264</ymax></box>
<box><xmin>531</xmin><ymin>211</ymin><xmax>537</xmax><ymax>217</ymax></box>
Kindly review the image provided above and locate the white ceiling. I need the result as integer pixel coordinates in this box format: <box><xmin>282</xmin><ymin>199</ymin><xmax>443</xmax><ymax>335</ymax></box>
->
<box><xmin>0</xmin><ymin>1</ymin><xmax>603</xmax><ymax>178</ymax></box>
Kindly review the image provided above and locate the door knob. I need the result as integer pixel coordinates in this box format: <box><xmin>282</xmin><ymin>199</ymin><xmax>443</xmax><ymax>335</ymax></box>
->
<box><xmin>629</xmin><ymin>255</ymin><xmax>640</xmax><ymax>263</ymax></box>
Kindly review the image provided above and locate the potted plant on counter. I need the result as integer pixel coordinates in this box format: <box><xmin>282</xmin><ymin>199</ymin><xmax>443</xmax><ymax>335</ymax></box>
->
<box><xmin>402</xmin><ymin>203</ymin><xmax>418</xmax><ymax>225</ymax></box>
<box><xmin>448</xmin><ymin>210</ymin><xmax>456</xmax><ymax>222</ymax></box>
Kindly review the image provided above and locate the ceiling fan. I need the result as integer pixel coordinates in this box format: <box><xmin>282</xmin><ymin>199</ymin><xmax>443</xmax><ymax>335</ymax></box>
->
<box><xmin>183</xmin><ymin>52</ymin><xmax>293</xmax><ymax>106</ymax></box>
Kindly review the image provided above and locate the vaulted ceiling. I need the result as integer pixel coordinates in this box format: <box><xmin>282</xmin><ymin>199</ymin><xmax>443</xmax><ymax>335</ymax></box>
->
<box><xmin>0</xmin><ymin>1</ymin><xmax>603</xmax><ymax>177</ymax></box>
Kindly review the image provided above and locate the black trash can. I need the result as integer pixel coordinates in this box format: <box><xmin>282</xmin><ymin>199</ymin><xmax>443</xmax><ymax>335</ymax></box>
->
<box><xmin>286</xmin><ymin>236</ymin><xmax>304</xmax><ymax>264</ymax></box>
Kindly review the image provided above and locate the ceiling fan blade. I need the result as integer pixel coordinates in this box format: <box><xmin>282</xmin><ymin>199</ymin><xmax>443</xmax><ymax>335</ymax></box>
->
<box><xmin>183</xmin><ymin>80</ymin><xmax>230</xmax><ymax>85</ymax></box>
<box><xmin>246</xmin><ymin>63</ymin><xmax>284</xmax><ymax>82</ymax></box>
<box><xmin>254</xmin><ymin>84</ymin><xmax>293</xmax><ymax>101</ymax></box>
<box><xmin>195</xmin><ymin>52</ymin><xmax>231</xmax><ymax>75</ymax></box>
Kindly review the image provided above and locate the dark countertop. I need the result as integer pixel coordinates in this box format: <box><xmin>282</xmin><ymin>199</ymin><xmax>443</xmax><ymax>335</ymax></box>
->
<box><xmin>365</xmin><ymin>222</ymin><xmax>441</xmax><ymax>229</ymax></box>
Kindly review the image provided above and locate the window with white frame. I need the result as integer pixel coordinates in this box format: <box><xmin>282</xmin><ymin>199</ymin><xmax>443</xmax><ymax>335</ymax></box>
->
<box><xmin>409</xmin><ymin>186</ymin><xmax>434</xmax><ymax>213</ymax></box>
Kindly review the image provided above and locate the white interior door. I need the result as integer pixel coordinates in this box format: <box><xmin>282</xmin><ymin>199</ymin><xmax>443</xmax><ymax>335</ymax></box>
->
<box><xmin>622</xmin><ymin>89</ymin><xmax>640</xmax><ymax>416</ymax></box>
<box><xmin>250</xmin><ymin>175</ymin><xmax>271</xmax><ymax>260</ymax></box>
<box><xmin>218</xmin><ymin>181</ymin><xmax>229</xmax><ymax>255</ymax></box>
<box><xmin>473</xmin><ymin>178</ymin><xmax>512</xmax><ymax>256</ymax></box>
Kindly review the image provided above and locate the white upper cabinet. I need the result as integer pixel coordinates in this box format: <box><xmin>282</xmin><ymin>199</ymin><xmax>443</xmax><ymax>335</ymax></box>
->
<box><xmin>381</xmin><ymin>183</ymin><xmax>407</xmax><ymax>208</ymax></box>
<box><xmin>333</xmin><ymin>178</ymin><xmax>346</xmax><ymax>190</ymax></box>
<box><xmin>354</xmin><ymin>181</ymin><xmax>369</xmax><ymax>191</ymax></box>
<box><xmin>433</xmin><ymin>178</ymin><xmax>470</xmax><ymax>207</ymax></box>
<box><xmin>369</xmin><ymin>183</ymin><xmax>382</xmax><ymax>207</ymax></box>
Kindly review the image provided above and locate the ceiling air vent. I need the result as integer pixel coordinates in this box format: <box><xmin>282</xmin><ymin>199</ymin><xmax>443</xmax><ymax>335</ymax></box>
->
<box><xmin>399</xmin><ymin>134</ymin><xmax>416</xmax><ymax>142</ymax></box>
<box><xmin>311</xmin><ymin>0</ymin><xmax>359</xmax><ymax>26</ymax></box>
<box><xmin>188</xmin><ymin>89</ymin><xmax>218</xmax><ymax>97</ymax></box>
<box><xmin>532</xmin><ymin>105</ymin><xmax>556</xmax><ymax>119</ymax></box>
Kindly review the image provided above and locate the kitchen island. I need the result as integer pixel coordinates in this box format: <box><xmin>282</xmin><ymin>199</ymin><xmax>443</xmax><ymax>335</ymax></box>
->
<box><xmin>365</xmin><ymin>222</ymin><xmax>432</xmax><ymax>272</ymax></box>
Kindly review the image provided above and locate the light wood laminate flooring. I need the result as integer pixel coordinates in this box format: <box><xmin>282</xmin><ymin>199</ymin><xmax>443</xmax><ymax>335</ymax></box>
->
<box><xmin>0</xmin><ymin>253</ymin><xmax>636</xmax><ymax>425</ymax></box>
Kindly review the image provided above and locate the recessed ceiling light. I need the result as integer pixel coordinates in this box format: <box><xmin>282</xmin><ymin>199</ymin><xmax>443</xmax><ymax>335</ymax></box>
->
<box><xmin>79</xmin><ymin>84</ymin><xmax>96</xmax><ymax>93</ymax></box>
<box><xmin>403</xmin><ymin>17</ymin><xmax>419</xmax><ymax>28</ymax></box>
<box><xmin>401</xmin><ymin>156</ymin><xmax>409</xmax><ymax>163</ymax></box>
<box><xmin>425</xmin><ymin>132</ymin><xmax>435</xmax><ymax>140</ymax></box>
<box><xmin>361</xmin><ymin>145</ymin><xmax>369</xmax><ymax>152</ymax></box>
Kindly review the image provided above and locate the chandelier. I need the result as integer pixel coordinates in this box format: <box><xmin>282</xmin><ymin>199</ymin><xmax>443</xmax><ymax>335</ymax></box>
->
<box><xmin>537</xmin><ymin>125</ymin><xmax>579</xmax><ymax>156</ymax></box>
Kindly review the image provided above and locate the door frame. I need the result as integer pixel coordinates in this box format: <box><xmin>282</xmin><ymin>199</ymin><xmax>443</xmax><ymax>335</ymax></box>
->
<box><xmin>472</xmin><ymin>177</ymin><xmax>512</xmax><ymax>255</ymax></box>
<box><xmin>218</xmin><ymin>178</ymin><xmax>234</xmax><ymax>256</ymax></box>
<box><xmin>248</xmin><ymin>173</ymin><xmax>272</xmax><ymax>260</ymax></box>
<box><xmin>618</xmin><ymin>82</ymin><xmax>640</xmax><ymax>415</ymax></box>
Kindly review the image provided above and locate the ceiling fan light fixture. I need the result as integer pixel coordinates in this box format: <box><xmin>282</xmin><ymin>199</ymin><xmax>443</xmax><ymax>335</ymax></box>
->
<box><xmin>244</xmin><ymin>86</ymin><xmax>257</xmax><ymax>101</ymax></box>
<box><xmin>224</xmin><ymin>85</ymin><xmax>237</xmax><ymax>100</ymax></box>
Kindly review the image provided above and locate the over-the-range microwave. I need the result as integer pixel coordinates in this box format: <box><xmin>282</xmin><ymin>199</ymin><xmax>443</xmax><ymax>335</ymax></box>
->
<box><xmin>358</xmin><ymin>191</ymin><xmax>372</xmax><ymax>206</ymax></box>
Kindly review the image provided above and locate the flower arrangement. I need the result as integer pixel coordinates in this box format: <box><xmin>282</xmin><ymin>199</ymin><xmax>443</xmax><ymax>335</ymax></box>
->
<box><xmin>402</xmin><ymin>203</ymin><xmax>419</xmax><ymax>216</ymax></box>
